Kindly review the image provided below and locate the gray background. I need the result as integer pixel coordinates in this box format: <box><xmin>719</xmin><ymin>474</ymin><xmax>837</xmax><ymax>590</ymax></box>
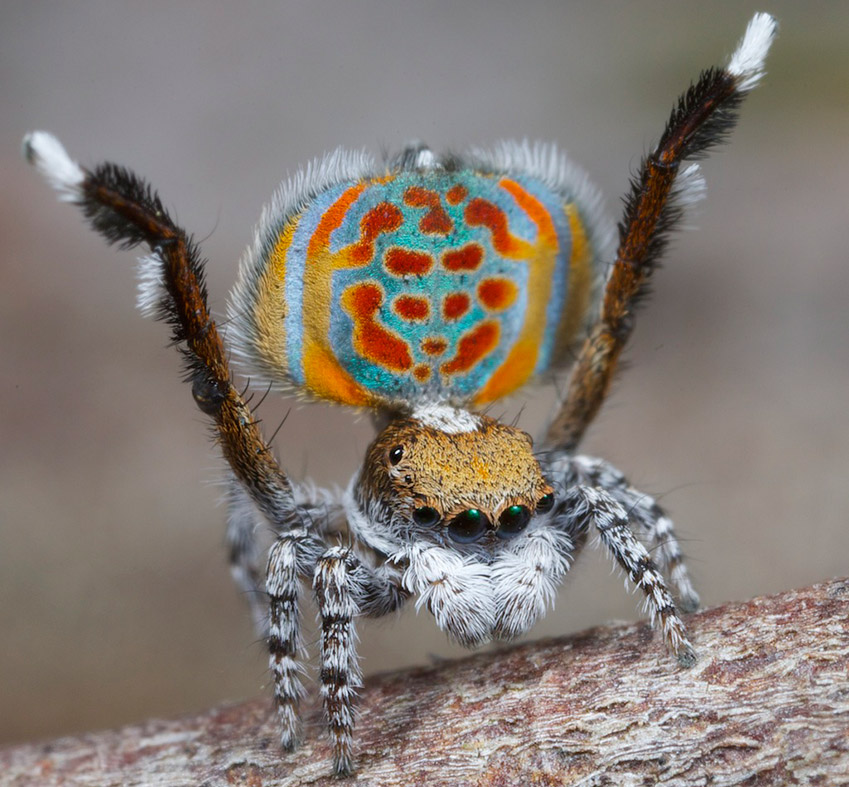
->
<box><xmin>2</xmin><ymin>1</ymin><xmax>847</xmax><ymax>745</ymax></box>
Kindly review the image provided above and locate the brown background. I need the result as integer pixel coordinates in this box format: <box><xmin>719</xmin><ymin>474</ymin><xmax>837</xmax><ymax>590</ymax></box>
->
<box><xmin>2</xmin><ymin>1</ymin><xmax>848</xmax><ymax>745</ymax></box>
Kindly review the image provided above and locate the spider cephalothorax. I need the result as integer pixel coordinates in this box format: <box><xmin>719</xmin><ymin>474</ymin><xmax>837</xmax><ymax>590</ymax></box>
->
<box><xmin>358</xmin><ymin>406</ymin><xmax>552</xmax><ymax>546</ymax></box>
<box><xmin>25</xmin><ymin>13</ymin><xmax>776</xmax><ymax>776</ymax></box>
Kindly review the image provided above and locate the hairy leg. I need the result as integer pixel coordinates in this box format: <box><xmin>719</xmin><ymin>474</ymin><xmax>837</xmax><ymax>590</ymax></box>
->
<box><xmin>556</xmin><ymin>454</ymin><xmax>699</xmax><ymax>611</ymax></box>
<box><xmin>313</xmin><ymin>547</ymin><xmax>408</xmax><ymax>775</ymax></box>
<box><xmin>23</xmin><ymin>132</ymin><xmax>299</xmax><ymax>529</ymax></box>
<box><xmin>266</xmin><ymin>529</ymin><xmax>326</xmax><ymax>750</ymax></box>
<box><xmin>226</xmin><ymin>476</ymin><xmax>269</xmax><ymax>635</ymax></box>
<box><xmin>546</xmin><ymin>14</ymin><xmax>777</xmax><ymax>450</ymax></box>
<box><xmin>563</xmin><ymin>485</ymin><xmax>696</xmax><ymax>666</ymax></box>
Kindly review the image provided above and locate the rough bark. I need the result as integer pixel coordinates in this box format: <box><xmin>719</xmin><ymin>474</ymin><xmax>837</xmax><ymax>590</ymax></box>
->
<box><xmin>2</xmin><ymin>578</ymin><xmax>847</xmax><ymax>786</ymax></box>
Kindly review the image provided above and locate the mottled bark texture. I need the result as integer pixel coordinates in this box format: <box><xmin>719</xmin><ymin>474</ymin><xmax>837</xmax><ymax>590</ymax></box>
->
<box><xmin>3</xmin><ymin>578</ymin><xmax>847</xmax><ymax>786</ymax></box>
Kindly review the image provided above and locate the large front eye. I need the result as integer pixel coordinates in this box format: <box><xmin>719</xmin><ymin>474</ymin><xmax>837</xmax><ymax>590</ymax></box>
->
<box><xmin>447</xmin><ymin>509</ymin><xmax>489</xmax><ymax>543</ymax></box>
<box><xmin>388</xmin><ymin>445</ymin><xmax>404</xmax><ymax>465</ymax></box>
<box><xmin>497</xmin><ymin>505</ymin><xmax>531</xmax><ymax>538</ymax></box>
<box><xmin>413</xmin><ymin>506</ymin><xmax>441</xmax><ymax>527</ymax></box>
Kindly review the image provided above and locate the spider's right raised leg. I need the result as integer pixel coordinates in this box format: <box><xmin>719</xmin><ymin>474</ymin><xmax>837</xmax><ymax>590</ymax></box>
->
<box><xmin>545</xmin><ymin>14</ymin><xmax>777</xmax><ymax>451</ymax></box>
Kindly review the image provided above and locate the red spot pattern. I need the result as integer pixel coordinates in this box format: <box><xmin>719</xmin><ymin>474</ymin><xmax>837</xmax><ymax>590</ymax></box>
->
<box><xmin>404</xmin><ymin>187</ymin><xmax>453</xmax><ymax>235</ymax></box>
<box><xmin>442</xmin><ymin>243</ymin><xmax>484</xmax><ymax>272</ymax></box>
<box><xmin>477</xmin><ymin>278</ymin><xmax>518</xmax><ymax>311</ymax></box>
<box><xmin>464</xmin><ymin>198</ymin><xmax>520</xmax><ymax>255</ymax></box>
<box><xmin>413</xmin><ymin>365</ymin><xmax>431</xmax><ymax>382</ymax></box>
<box><xmin>421</xmin><ymin>337</ymin><xmax>448</xmax><ymax>356</ymax></box>
<box><xmin>351</xmin><ymin>202</ymin><xmax>404</xmax><ymax>263</ymax></box>
<box><xmin>394</xmin><ymin>295</ymin><xmax>430</xmax><ymax>321</ymax></box>
<box><xmin>443</xmin><ymin>292</ymin><xmax>471</xmax><ymax>321</ymax></box>
<box><xmin>441</xmin><ymin>321</ymin><xmax>499</xmax><ymax>375</ymax></box>
<box><xmin>446</xmin><ymin>184</ymin><xmax>468</xmax><ymax>205</ymax></box>
<box><xmin>384</xmin><ymin>248</ymin><xmax>434</xmax><ymax>276</ymax></box>
<box><xmin>342</xmin><ymin>282</ymin><xmax>412</xmax><ymax>372</ymax></box>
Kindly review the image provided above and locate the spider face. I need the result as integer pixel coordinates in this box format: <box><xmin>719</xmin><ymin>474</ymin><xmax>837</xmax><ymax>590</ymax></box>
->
<box><xmin>25</xmin><ymin>11</ymin><xmax>776</xmax><ymax>777</ymax></box>
<box><xmin>359</xmin><ymin>407</ymin><xmax>553</xmax><ymax>548</ymax></box>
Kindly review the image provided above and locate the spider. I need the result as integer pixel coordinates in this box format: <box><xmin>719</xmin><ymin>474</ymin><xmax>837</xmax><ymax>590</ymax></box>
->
<box><xmin>25</xmin><ymin>13</ymin><xmax>775</xmax><ymax>776</ymax></box>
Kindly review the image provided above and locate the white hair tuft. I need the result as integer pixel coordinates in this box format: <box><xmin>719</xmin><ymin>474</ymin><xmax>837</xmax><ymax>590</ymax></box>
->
<box><xmin>727</xmin><ymin>13</ymin><xmax>778</xmax><ymax>92</ymax></box>
<box><xmin>22</xmin><ymin>131</ymin><xmax>85</xmax><ymax>202</ymax></box>
<box><xmin>135</xmin><ymin>253</ymin><xmax>166</xmax><ymax>318</ymax></box>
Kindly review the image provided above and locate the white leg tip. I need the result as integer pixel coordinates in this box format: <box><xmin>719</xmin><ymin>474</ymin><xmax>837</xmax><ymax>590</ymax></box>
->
<box><xmin>727</xmin><ymin>13</ymin><xmax>778</xmax><ymax>92</ymax></box>
<box><xmin>22</xmin><ymin>131</ymin><xmax>85</xmax><ymax>201</ymax></box>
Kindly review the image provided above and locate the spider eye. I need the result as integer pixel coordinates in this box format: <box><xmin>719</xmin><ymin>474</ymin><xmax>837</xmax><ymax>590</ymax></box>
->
<box><xmin>497</xmin><ymin>505</ymin><xmax>531</xmax><ymax>538</ymax></box>
<box><xmin>536</xmin><ymin>493</ymin><xmax>555</xmax><ymax>514</ymax></box>
<box><xmin>447</xmin><ymin>509</ymin><xmax>489</xmax><ymax>543</ymax></box>
<box><xmin>388</xmin><ymin>445</ymin><xmax>404</xmax><ymax>465</ymax></box>
<box><xmin>413</xmin><ymin>506</ymin><xmax>440</xmax><ymax>527</ymax></box>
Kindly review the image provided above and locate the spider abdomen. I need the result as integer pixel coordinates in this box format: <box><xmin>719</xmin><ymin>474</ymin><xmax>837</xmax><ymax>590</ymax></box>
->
<box><xmin>229</xmin><ymin>144</ymin><xmax>613</xmax><ymax>408</ymax></box>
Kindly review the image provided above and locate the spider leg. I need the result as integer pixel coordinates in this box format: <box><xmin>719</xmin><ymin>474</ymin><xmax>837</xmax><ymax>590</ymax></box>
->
<box><xmin>313</xmin><ymin>546</ymin><xmax>408</xmax><ymax>776</ymax></box>
<box><xmin>23</xmin><ymin>132</ymin><xmax>298</xmax><ymax>529</ymax></box>
<box><xmin>565</xmin><ymin>485</ymin><xmax>696</xmax><ymax>666</ymax></box>
<box><xmin>230</xmin><ymin>473</ymin><xmax>349</xmax><ymax>638</ymax></box>
<box><xmin>545</xmin><ymin>14</ymin><xmax>777</xmax><ymax>450</ymax></box>
<box><xmin>555</xmin><ymin>454</ymin><xmax>699</xmax><ymax>612</ymax></box>
<box><xmin>266</xmin><ymin>528</ymin><xmax>325</xmax><ymax>750</ymax></box>
<box><xmin>226</xmin><ymin>475</ymin><xmax>269</xmax><ymax>635</ymax></box>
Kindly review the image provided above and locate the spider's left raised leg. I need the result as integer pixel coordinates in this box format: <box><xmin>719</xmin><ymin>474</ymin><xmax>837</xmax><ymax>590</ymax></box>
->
<box><xmin>23</xmin><ymin>131</ymin><xmax>299</xmax><ymax>529</ymax></box>
<box><xmin>24</xmin><ymin>131</ymin><xmax>322</xmax><ymax>753</ymax></box>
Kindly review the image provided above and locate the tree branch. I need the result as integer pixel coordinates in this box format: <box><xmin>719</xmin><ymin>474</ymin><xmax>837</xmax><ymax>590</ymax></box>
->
<box><xmin>3</xmin><ymin>578</ymin><xmax>847</xmax><ymax>786</ymax></box>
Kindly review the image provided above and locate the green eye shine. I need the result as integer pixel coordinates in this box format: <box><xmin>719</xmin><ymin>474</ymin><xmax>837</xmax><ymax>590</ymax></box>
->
<box><xmin>536</xmin><ymin>493</ymin><xmax>555</xmax><ymax>513</ymax></box>
<box><xmin>447</xmin><ymin>509</ymin><xmax>489</xmax><ymax>543</ymax></box>
<box><xmin>497</xmin><ymin>505</ymin><xmax>531</xmax><ymax>538</ymax></box>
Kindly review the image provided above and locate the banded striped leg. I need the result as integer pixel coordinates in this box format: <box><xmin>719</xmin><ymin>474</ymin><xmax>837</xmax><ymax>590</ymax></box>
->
<box><xmin>609</xmin><ymin>488</ymin><xmax>699</xmax><ymax>612</ymax></box>
<box><xmin>564</xmin><ymin>455</ymin><xmax>700</xmax><ymax>612</ymax></box>
<box><xmin>566</xmin><ymin>485</ymin><xmax>696</xmax><ymax>666</ymax></box>
<box><xmin>546</xmin><ymin>13</ymin><xmax>777</xmax><ymax>451</ymax></box>
<box><xmin>267</xmin><ymin>529</ymin><xmax>325</xmax><ymax>750</ymax></box>
<box><xmin>313</xmin><ymin>548</ymin><xmax>408</xmax><ymax>776</ymax></box>
<box><xmin>239</xmin><ymin>476</ymin><xmax>345</xmax><ymax>638</ymax></box>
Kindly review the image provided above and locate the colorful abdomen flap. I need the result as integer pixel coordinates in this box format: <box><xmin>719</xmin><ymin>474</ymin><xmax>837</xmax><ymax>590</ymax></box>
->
<box><xmin>228</xmin><ymin>144</ymin><xmax>611</xmax><ymax>409</ymax></box>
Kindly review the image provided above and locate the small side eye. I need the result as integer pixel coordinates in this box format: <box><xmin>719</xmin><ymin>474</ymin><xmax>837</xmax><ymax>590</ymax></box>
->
<box><xmin>388</xmin><ymin>445</ymin><xmax>404</xmax><ymax>465</ymax></box>
<box><xmin>447</xmin><ymin>509</ymin><xmax>489</xmax><ymax>543</ymax></box>
<box><xmin>413</xmin><ymin>506</ymin><xmax>441</xmax><ymax>527</ymax></box>
<box><xmin>497</xmin><ymin>505</ymin><xmax>530</xmax><ymax>538</ymax></box>
<box><xmin>536</xmin><ymin>493</ymin><xmax>554</xmax><ymax>514</ymax></box>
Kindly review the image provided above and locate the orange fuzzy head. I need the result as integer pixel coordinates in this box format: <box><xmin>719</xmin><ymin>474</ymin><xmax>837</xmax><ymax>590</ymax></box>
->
<box><xmin>359</xmin><ymin>406</ymin><xmax>553</xmax><ymax>545</ymax></box>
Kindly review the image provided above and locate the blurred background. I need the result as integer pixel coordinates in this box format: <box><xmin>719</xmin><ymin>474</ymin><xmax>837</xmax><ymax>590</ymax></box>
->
<box><xmin>2</xmin><ymin>1</ymin><xmax>847</xmax><ymax>746</ymax></box>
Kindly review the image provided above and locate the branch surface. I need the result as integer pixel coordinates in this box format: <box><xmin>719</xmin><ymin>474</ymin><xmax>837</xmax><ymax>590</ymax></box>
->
<box><xmin>2</xmin><ymin>579</ymin><xmax>848</xmax><ymax>786</ymax></box>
